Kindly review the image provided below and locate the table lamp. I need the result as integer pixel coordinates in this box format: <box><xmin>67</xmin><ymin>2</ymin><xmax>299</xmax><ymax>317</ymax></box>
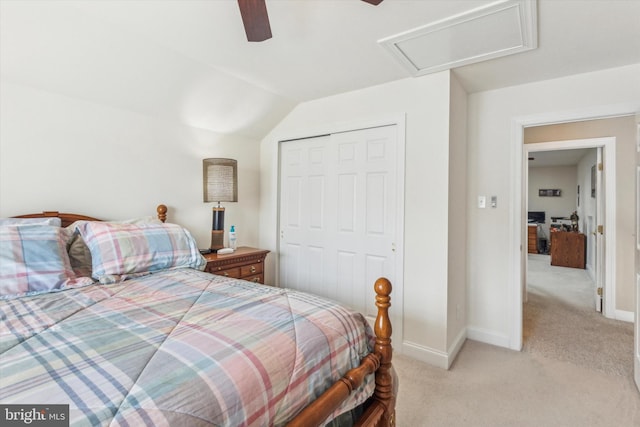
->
<box><xmin>203</xmin><ymin>158</ymin><xmax>237</xmax><ymax>252</ymax></box>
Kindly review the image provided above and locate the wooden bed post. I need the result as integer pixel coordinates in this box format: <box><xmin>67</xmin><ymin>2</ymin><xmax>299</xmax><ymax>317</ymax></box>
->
<box><xmin>374</xmin><ymin>277</ymin><xmax>395</xmax><ymax>425</ymax></box>
<box><xmin>287</xmin><ymin>277</ymin><xmax>396</xmax><ymax>427</ymax></box>
<box><xmin>157</xmin><ymin>204</ymin><xmax>167</xmax><ymax>223</ymax></box>
<box><xmin>355</xmin><ymin>277</ymin><xmax>395</xmax><ymax>427</ymax></box>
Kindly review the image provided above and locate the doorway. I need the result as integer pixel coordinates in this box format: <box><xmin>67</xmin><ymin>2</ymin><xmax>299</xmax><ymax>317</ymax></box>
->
<box><xmin>524</xmin><ymin>138</ymin><xmax>615</xmax><ymax>319</ymax></box>
<box><xmin>522</xmin><ymin>142</ymin><xmax>619</xmax><ymax>369</ymax></box>
<box><xmin>525</xmin><ymin>145</ymin><xmax>602</xmax><ymax>311</ymax></box>
<box><xmin>509</xmin><ymin>109</ymin><xmax>639</xmax><ymax>395</ymax></box>
<box><xmin>521</xmin><ymin>138</ymin><xmax>635</xmax><ymax>377</ymax></box>
<box><xmin>508</xmin><ymin>108</ymin><xmax>640</xmax><ymax>354</ymax></box>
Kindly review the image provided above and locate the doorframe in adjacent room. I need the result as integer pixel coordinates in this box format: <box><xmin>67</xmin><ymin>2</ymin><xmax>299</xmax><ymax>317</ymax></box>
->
<box><xmin>507</xmin><ymin>103</ymin><xmax>638</xmax><ymax>352</ymax></box>
<box><xmin>524</xmin><ymin>139</ymin><xmax>615</xmax><ymax>316</ymax></box>
<box><xmin>635</xmin><ymin>115</ymin><xmax>640</xmax><ymax>392</ymax></box>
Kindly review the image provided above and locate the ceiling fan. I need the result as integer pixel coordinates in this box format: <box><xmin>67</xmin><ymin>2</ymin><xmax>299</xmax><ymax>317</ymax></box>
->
<box><xmin>237</xmin><ymin>0</ymin><xmax>384</xmax><ymax>42</ymax></box>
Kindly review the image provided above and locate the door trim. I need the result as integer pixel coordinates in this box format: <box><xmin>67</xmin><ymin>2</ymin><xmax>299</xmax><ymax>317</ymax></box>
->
<box><xmin>274</xmin><ymin>114</ymin><xmax>406</xmax><ymax>348</ymax></box>
<box><xmin>634</xmin><ymin>116</ymin><xmax>640</xmax><ymax>392</ymax></box>
<box><xmin>508</xmin><ymin>103</ymin><xmax>637</xmax><ymax>351</ymax></box>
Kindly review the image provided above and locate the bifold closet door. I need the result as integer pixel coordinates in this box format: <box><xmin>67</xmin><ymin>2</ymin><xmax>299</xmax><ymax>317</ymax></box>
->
<box><xmin>278</xmin><ymin>125</ymin><xmax>397</xmax><ymax>318</ymax></box>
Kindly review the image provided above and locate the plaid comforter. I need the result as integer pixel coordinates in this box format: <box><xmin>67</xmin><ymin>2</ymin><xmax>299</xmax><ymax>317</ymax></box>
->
<box><xmin>0</xmin><ymin>269</ymin><xmax>375</xmax><ymax>426</ymax></box>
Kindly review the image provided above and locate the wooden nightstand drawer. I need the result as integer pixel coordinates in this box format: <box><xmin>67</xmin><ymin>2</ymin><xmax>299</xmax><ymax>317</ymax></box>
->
<box><xmin>244</xmin><ymin>274</ymin><xmax>264</xmax><ymax>284</ymax></box>
<box><xmin>240</xmin><ymin>263</ymin><xmax>263</xmax><ymax>277</ymax></box>
<box><xmin>203</xmin><ymin>247</ymin><xmax>270</xmax><ymax>284</ymax></box>
<box><xmin>209</xmin><ymin>267</ymin><xmax>241</xmax><ymax>278</ymax></box>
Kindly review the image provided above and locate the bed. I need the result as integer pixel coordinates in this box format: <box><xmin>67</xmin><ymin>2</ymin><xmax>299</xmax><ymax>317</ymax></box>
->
<box><xmin>0</xmin><ymin>205</ymin><xmax>396</xmax><ymax>426</ymax></box>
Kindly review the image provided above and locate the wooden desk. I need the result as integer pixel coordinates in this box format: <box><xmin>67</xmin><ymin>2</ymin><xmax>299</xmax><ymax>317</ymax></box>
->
<box><xmin>527</xmin><ymin>224</ymin><xmax>538</xmax><ymax>254</ymax></box>
<box><xmin>550</xmin><ymin>232</ymin><xmax>586</xmax><ymax>269</ymax></box>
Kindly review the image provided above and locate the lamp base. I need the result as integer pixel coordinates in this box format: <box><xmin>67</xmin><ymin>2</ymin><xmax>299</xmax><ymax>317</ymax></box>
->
<box><xmin>210</xmin><ymin>230</ymin><xmax>224</xmax><ymax>252</ymax></box>
<box><xmin>210</xmin><ymin>206</ymin><xmax>225</xmax><ymax>252</ymax></box>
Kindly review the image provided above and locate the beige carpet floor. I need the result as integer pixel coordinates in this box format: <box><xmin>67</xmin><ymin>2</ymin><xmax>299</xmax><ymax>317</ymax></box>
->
<box><xmin>393</xmin><ymin>254</ymin><xmax>639</xmax><ymax>426</ymax></box>
<box><xmin>523</xmin><ymin>254</ymin><xmax>634</xmax><ymax>378</ymax></box>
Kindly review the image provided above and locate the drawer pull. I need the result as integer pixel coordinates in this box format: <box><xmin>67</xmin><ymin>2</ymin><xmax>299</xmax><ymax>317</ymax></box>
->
<box><xmin>252</xmin><ymin>277</ymin><xmax>260</xmax><ymax>283</ymax></box>
<box><xmin>250</xmin><ymin>266</ymin><xmax>256</xmax><ymax>273</ymax></box>
<box><xmin>224</xmin><ymin>272</ymin><xmax>229</xmax><ymax>277</ymax></box>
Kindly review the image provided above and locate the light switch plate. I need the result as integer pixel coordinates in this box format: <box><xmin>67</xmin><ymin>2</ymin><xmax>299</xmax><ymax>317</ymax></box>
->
<box><xmin>478</xmin><ymin>196</ymin><xmax>486</xmax><ymax>208</ymax></box>
<box><xmin>491</xmin><ymin>196</ymin><xmax>497</xmax><ymax>208</ymax></box>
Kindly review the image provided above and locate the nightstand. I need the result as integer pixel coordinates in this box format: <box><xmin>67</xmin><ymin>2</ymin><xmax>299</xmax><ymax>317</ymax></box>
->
<box><xmin>203</xmin><ymin>247</ymin><xmax>270</xmax><ymax>284</ymax></box>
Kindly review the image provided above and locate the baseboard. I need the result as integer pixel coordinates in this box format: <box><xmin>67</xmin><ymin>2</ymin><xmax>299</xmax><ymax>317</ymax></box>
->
<box><xmin>615</xmin><ymin>309</ymin><xmax>634</xmax><ymax>323</ymax></box>
<box><xmin>446</xmin><ymin>328</ymin><xmax>467</xmax><ymax>369</ymax></box>
<box><xmin>401</xmin><ymin>341</ymin><xmax>449</xmax><ymax>369</ymax></box>
<box><xmin>401</xmin><ymin>328</ymin><xmax>468</xmax><ymax>370</ymax></box>
<box><xmin>466</xmin><ymin>326</ymin><xmax>510</xmax><ymax>349</ymax></box>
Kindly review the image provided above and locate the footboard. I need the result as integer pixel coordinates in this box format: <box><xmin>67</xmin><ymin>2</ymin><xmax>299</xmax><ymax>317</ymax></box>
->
<box><xmin>287</xmin><ymin>277</ymin><xmax>396</xmax><ymax>427</ymax></box>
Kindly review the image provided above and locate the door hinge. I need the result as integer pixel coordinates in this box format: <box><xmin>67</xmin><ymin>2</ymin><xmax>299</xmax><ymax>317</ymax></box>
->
<box><xmin>597</xmin><ymin>287</ymin><xmax>603</xmax><ymax>296</ymax></box>
<box><xmin>598</xmin><ymin>162</ymin><xmax>603</xmax><ymax>171</ymax></box>
<box><xmin>597</xmin><ymin>225</ymin><xmax>604</xmax><ymax>234</ymax></box>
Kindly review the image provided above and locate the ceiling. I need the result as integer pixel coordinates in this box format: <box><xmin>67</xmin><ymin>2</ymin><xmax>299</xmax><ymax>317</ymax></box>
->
<box><xmin>1</xmin><ymin>0</ymin><xmax>639</xmax><ymax>138</ymax></box>
<box><xmin>527</xmin><ymin>148</ymin><xmax>593</xmax><ymax>167</ymax></box>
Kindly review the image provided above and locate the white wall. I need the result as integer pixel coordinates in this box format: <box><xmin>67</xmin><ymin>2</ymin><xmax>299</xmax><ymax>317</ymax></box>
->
<box><xmin>528</xmin><ymin>165</ymin><xmax>578</xmax><ymax>239</ymax></box>
<box><xmin>447</xmin><ymin>74</ymin><xmax>468</xmax><ymax>360</ymax></box>
<box><xmin>467</xmin><ymin>64</ymin><xmax>640</xmax><ymax>348</ymax></box>
<box><xmin>0</xmin><ymin>80</ymin><xmax>261</xmax><ymax>250</ymax></box>
<box><xmin>260</xmin><ymin>72</ymin><xmax>459</xmax><ymax>367</ymax></box>
<box><xmin>0</xmin><ymin>1</ymin><xmax>294</xmax><ymax>141</ymax></box>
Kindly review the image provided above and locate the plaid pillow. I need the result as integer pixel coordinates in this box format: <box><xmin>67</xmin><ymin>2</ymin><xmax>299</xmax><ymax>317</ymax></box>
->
<box><xmin>65</xmin><ymin>216</ymin><xmax>162</xmax><ymax>278</ymax></box>
<box><xmin>75</xmin><ymin>221</ymin><xmax>206</xmax><ymax>280</ymax></box>
<box><xmin>0</xmin><ymin>217</ymin><xmax>61</xmax><ymax>227</ymax></box>
<box><xmin>0</xmin><ymin>225</ymin><xmax>88</xmax><ymax>298</ymax></box>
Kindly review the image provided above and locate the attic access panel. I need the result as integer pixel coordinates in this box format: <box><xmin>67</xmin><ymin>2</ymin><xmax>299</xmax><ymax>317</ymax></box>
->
<box><xmin>379</xmin><ymin>0</ymin><xmax>537</xmax><ymax>76</ymax></box>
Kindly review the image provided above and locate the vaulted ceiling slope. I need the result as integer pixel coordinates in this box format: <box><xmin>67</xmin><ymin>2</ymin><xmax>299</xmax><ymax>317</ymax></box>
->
<box><xmin>1</xmin><ymin>0</ymin><xmax>639</xmax><ymax>139</ymax></box>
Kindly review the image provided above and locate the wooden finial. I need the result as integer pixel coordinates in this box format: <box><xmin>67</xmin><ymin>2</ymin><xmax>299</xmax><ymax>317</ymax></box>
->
<box><xmin>157</xmin><ymin>204</ymin><xmax>167</xmax><ymax>223</ymax></box>
<box><xmin>373</xmin><ymin>277</ymin><xmax>395</xmax><ymax>426</ymax></box>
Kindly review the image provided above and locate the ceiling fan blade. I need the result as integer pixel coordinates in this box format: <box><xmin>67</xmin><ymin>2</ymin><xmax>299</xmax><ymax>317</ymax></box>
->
<box><xmin>238</xmin><ymin>0</ymin><xmax>272</xmax><ymax>42</ymax></box>
<box><xmin>361</xmin><ymin>0</ymin><xmax>384</xmax><ymax>5</ymax></box>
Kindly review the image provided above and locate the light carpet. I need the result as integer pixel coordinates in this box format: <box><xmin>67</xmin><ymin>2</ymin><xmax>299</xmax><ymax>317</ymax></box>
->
<box><xmin>523</xmin><ymin>254</ymin><xmax>634</xmax><ymax>378</ymax></box>
<box><xmin>392</xmin><ymin>254</ymin><xmax>639</xmax><ymax>426</ymax></box>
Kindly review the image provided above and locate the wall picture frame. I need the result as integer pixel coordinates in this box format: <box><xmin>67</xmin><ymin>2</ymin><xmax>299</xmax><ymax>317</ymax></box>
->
<box><xmin>538</xmin><ymin>189</ymin><xmax>561</xmax><ymax>197</ymax></box>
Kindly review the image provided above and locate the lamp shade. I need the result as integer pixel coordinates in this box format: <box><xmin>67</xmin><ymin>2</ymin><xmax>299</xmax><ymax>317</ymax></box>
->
<box><xmin>203</xmin><ymin>158</ymin><xmax>238</xmax><ymax>203</ymax></box>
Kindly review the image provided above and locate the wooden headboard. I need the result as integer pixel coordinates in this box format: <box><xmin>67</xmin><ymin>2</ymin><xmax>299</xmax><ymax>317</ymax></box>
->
<box><xmin>12</xmin><ymin>204</ymin><xmax>167</xmax><ymax>227</ymax></box>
